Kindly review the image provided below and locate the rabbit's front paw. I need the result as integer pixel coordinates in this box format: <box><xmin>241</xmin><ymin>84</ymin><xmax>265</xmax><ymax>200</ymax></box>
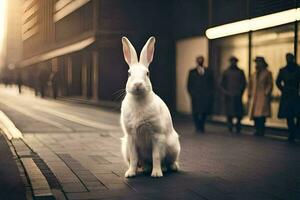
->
<box><xmin>151</xmin><ymin>168</ymin><xmax>163</xmax><ymax>177</ymax></box>
<box><xmin>125</xmin><ymin>168</ymin><xmax>136</xmax><ymax>178</ymax></box>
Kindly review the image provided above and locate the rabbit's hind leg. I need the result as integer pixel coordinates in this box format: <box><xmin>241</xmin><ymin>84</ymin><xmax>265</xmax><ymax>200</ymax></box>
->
<box><xmin>165</xmin><ymin>132</ymin><xmax>181</xmax><ymax>172</ymax></box>
<box><xmin>169</xmin><ymin>161</ymin><xmax>179</xmax><ymax>172</ymax></box>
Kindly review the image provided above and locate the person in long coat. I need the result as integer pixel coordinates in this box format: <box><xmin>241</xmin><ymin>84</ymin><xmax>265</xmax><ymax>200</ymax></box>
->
<box><xmin>220</xmin><ymin>56</ymin><xmax>246</xmax><ymax>133</ymax></box>
<box><xmin>248</xmin><ymin>56</ymin><xmax>273</xmax><ymax>136</ymax></box>
<box><xmin>187</xmin><ymin>56</ymin><xmax>214</xmax><ymax>133</ymax></box>
<box><xmin>276</xmin><ymin>53</ymin><xmax>300</xmax><ymax>142</ymax></box>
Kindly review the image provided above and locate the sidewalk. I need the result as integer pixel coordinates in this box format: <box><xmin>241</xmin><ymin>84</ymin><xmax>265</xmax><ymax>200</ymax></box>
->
<box><xmin>0</xmin><ymin>86</ymin><xmax>299</xmax><ymax>200</ymax></box>
<box><xmin>0</xmin><ymin>134</ymin><xmax>26</xmax><ymax>200</ymax></box>
<box><xmin>18</xmin><ymin>123</ymin><xmax>300</xmax><ymax>200</ymax></box>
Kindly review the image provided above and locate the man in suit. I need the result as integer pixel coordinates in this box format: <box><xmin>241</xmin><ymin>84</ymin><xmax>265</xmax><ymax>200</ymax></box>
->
<box><xmin>187</xmin><ymin>56</ymin><xmax>214</xmax><ymax>133</ymax></box>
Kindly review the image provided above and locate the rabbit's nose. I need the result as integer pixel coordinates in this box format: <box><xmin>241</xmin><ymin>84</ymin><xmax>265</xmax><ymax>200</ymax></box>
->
<box><xmin>134</xmin><ymin>82</ymin><xmax>143</xmax><ymax>89</ymax></box>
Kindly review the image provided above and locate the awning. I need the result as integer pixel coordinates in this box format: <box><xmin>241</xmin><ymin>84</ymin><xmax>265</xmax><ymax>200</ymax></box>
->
<box><xmin>20</xmin><ymin>36</ymin><xmax>95</xmax><ymax>67</ymax></box>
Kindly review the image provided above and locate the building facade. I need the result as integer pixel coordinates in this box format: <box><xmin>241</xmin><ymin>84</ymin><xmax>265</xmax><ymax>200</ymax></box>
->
<box><xmin>17</xmin><ymin>0</ymin><xmax>298</xmax><ymax>127</ymax></box>
<box><xmin>20</xmin><ymin>0</ymin><xmax>175</xmax><ymax>109</ymax></box>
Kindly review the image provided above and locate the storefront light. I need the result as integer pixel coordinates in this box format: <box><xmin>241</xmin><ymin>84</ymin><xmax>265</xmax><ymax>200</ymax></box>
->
<box><xmin>205</xmin><ymin>19</ymin><xmax>250</xmax><ymax>39</ymax></box>
<box><xmin>296</xmin><ymin>8</ymin><xmax>300</xmax><ymax>20</ymax></box>
<box><xmin>206</xmin><ymin>8</ymin><xmax>300</xmax><ymax>39</ymax></box>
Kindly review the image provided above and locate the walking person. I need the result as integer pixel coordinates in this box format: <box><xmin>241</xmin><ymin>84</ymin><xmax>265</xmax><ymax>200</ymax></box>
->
<box><xmin>248</xmin><ymin>56</ymin><xmax>273</xmax><ymax>136</ymax></box>
<box><xmin>187</xmin><ymin>56</ymin><xmax>214</xmax><ymax>133</ymax></box>
<box><xmin>276</xmin><ymin>53</ymin><xmax>300</xmax><ymax>143</ymax></box>
<box><xmin>220</xmin><ymin>56</ymin><xmax>246</xmax><ymax>133</ymax></box>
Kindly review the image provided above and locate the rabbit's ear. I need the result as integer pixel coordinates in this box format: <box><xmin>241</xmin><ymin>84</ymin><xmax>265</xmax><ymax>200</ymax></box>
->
<box><xmin>122</xmin><ymin>37</ymin><xmax>138</xmax><ymax>66</ymax></box>
<box><xmin>140</xmin><ymin>36</ymin><xmax>155</xmax><ymax>67</ymax></box>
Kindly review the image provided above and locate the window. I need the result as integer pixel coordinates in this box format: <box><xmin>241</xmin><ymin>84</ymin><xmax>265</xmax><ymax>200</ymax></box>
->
<box><xmin>211</xmin><ymin>33</ymin><xmax>249</xmax><ymax>115</ymax></box>
<box><xmin>251</xmin><ymin>23</ymin><xmax>294</xmax><ymax>122</ymax></box>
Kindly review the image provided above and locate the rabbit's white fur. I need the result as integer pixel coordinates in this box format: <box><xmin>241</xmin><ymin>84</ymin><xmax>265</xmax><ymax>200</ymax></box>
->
<box><xmin>120</xmin><ymin>36</ymin><xmax>180</xmax><ymax>178</ymax></box>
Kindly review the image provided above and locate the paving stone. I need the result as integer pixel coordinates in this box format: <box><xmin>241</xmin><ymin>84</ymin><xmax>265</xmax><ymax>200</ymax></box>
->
<box><xmin>80</xmin><ymin>175</ymin><xmax>99</xmax><ymax>182</ymax></box>
<box><xmin>51</xmin><ymin>189</ymin><xmax>67</xmax><ymax>200</ymax></box>
<box><xmin>89</xmin><ymin>155</ymin><xmax>111</xmax><ymax>164</ymax></box>
<box><xmin>106</xmin><ymin>183</ymin><xmax>131</xmax><ymax>190</ymax></box>
<box><xmin>62</xmin><ymin>183</ymin><xmax>87</xmax><ymax>193</ymax></box>
<box><xmin>95</xmin><ymin>173</ymin><xmax>123</xmax><ymax>185</ymax></box>
<box><xmin>86</xmin><ymin>185</ymin><xmax>107</xmax><ymax>191</ymax></box>
<box><xmin>66</xmin><ymin>192</ymin><xmax>94</xmax><ymax>200</ymax></box>
<box><xmin>21</xmin><ymin>158</ymin><xmax>54</xmax><ymax>200</ymax></box>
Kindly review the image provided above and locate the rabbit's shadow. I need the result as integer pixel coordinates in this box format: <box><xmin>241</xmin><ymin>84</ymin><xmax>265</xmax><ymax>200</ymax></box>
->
<box><xmin>123</xmin><ymin>170</ymin><xmax>226</xmax><ymax>196</ymax></box>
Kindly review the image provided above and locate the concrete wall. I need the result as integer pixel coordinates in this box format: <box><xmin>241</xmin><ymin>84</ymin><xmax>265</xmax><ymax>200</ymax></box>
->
<box><xmin>97</xmin><ymin>0</ymin><xmax>175</xmax><ymax>109</ymax></box>
<box><xmin>176</xmin><ymin>36</ymin><xmax>208</xmax><ymax>113</ymax></box>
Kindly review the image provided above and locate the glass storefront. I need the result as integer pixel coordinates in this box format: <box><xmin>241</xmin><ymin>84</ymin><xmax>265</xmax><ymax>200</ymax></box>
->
<box><xmin>252</xmin><ymin>24</ymin><xmax>294</xmax><ymax>123</ymax></box>
<box><xmin>211</xmin><ymin>33</ymin><xmax>249</xmax><ymax>115</ymax></box>
<box><xmin>210</xmin><ymin>23</ymin><xmax>296</xmax><ymax>127</ymax></box>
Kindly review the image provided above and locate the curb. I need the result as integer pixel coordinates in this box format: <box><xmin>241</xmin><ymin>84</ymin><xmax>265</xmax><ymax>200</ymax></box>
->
<box><xmin>4</xmin><ymin>135</ymin><xmax>33</xmax><ymax>200</ymax></box>
<box><xmin>0</xmin><ymin>111</ymin><xmax>23</xmax><ymax>140</ymax></box>
<box><xmin>0</xmin><ymin>111</ymin><xmax>56</xmax><ymax>200</ymax></box>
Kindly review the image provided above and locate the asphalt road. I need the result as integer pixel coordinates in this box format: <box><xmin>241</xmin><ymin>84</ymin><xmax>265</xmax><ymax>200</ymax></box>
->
<box><xmin>0</xmin><ymin>134</ymin><xmax>26</xmax><ymax>200</ymax></box>
<box><xmin>0</xmin><ymin>86</ymin><xmax>299</xmax><ymax>200</ymax></box>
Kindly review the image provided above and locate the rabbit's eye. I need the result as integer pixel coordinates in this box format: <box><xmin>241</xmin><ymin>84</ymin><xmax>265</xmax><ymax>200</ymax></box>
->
<box><xmin>128</xmin><ymin>72</ymin><xmax>131</xmax><ymax>76</ymax></box>
<box><xmin>146</xmin><ymin>72</ymin><xmax>149</xmax><ymax>77</ymax></box>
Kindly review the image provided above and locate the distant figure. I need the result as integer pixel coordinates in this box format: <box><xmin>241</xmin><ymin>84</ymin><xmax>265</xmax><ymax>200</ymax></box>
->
<box><xmin>16</xmin><ymin>69</ymin><xmax>22</xmax><ymax>94</ymax></box>
<box><xmin>276</xmin><ymin>53</ymin><xmax>300</xmax><ymax>142</ymax></box>
<box><xmin>220</xmin><ymin>56</ymin><xmax>246</xmax><ymax>133</ymax></box>
<box><xmin>49</xmin><ymin>71</ymin><xmax>58</xmax><ymax>99</ymax></box>
<box><xmin>37</xmin><ymin>68</ymin><xmax>48</xmax><ymax>98</ymax></box>
<box><xmin>248</xmin><ymin>56</ymin><xmax>273</xmax><ymax>136</ymax></box>
<box><xmin>187</xmin><ymin>56</ymin><xmax>214</xmax><ymax>133</ymax></box>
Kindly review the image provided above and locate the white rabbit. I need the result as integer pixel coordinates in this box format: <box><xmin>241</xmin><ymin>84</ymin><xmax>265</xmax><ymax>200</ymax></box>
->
<box><xmin>120</xmin><ymin>36</ymin><xmax>181</xmax><ymax>178</ymax></box>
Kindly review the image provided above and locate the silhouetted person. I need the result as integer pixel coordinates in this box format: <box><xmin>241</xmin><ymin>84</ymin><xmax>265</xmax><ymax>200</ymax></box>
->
<box><xmin>249</xmin><ymin>56</ymin><xmax>273</xmax><ymax>136</ymax></box>
<box><xmin>187</xmin><ymin>56</ymin><xmax>214</xmax><ymax>133</ymax></box>
<box><xmin>16</xmin><ymin>69</ymin><xmax>22</xmax><ymax>94</ymax></box>
<box><xmin>49</xmin><ymin>71</ymin><xmax>58</xmax><ymax>99</ymax></box>
<box><xmin>37</xmin><ymin>68</ymin><xmax>48</xmax><ymax>98</ymax></box>
<box><xmin>220</xmin><ymin>56</ymin><xmax>246</xmax><ymax>133</ymax></box>
<box><xmin>276</xmin><ymin>53</ymin><xmax>300</xmax><ymax>142</ymax></box>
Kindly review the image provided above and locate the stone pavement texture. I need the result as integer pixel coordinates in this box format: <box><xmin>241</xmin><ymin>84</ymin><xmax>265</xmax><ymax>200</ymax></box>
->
<box><xmin>0</xmin><ymin>86</ymin><xmax>299</xmax><ymax>200</ymax></box>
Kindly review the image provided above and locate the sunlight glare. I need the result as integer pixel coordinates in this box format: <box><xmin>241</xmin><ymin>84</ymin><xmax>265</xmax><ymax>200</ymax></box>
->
<box><xmin>0</xmin><ymin>0</ymin><xmax>7</xmax><ymax>66</ymax></box>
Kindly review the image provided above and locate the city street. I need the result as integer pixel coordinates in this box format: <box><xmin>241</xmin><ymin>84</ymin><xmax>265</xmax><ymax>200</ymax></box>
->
<box><xmin>0</xmin><ymin>86</ymin><xmax>299</xmax><ymax>200</ymax></box>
